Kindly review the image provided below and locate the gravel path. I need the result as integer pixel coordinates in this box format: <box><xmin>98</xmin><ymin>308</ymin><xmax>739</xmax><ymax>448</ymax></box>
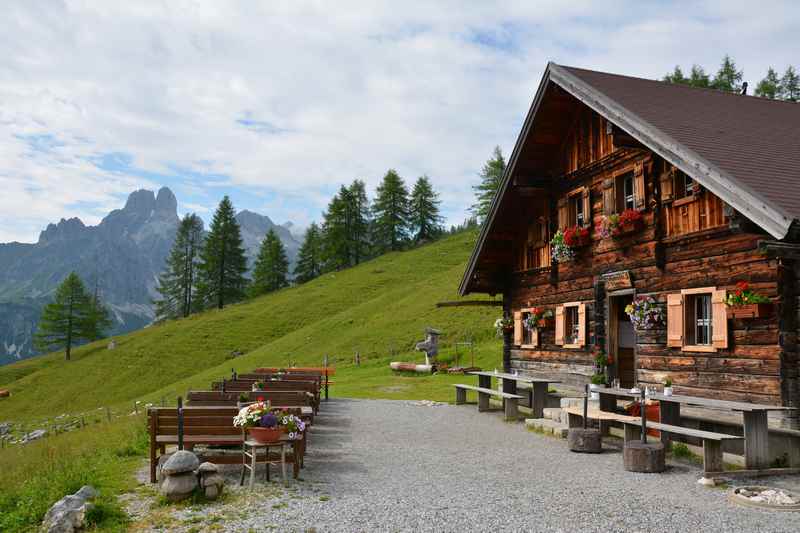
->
<box><xmin>140</xmin><ymin>399</ymin><xmax>800</xmax><ymax>532</ymax></box>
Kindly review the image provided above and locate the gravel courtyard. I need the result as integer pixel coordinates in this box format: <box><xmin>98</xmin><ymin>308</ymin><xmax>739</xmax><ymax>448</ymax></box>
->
<box><xmin>133</xmin><ymin>398</ymin><xmax>800</xmax><ymax>532</ymax></box>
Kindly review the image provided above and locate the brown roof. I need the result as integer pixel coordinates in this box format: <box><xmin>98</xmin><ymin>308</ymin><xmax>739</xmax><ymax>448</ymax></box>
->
<box><xmin>557</xmin><ymin>65</ymin><xmax>800</xmax><ymax>235</ymax></box>
<box><xmin>459</xmin><ymin>63</ymin><xmax>800</xmax><ymax>295</ymax></box>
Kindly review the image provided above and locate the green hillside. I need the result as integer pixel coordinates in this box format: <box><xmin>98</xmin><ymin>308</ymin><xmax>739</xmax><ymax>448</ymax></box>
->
<box><xmin>0</xmin><ymin>230</ymin><xmax>502</xmax><ymax>423</ymax></box>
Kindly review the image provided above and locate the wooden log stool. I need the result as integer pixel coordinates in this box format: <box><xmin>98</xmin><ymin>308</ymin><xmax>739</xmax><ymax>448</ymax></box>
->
<box><xmin>623</xmin><ymin>441</ymin><xmax>666</xmax><ymax>473</ymax></box>
<box><xmin>569</xmin><ymin>386</ymin><xmax>602</xmax><ymax>453</ymax></box>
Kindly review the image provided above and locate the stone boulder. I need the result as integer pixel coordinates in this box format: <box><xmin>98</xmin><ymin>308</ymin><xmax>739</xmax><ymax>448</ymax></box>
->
<box><xmin>161</xmin><ymin>450</ymin><xmax>199</xmax><ymax>475</ymax></box>
<box><xmin>41</xmin><ymin>485</ymin><xmax>96</xmax><ymax>533</ymax></box>
<box><xmin>197</xmin><ymin>462</ymin><xmax>225</xmax><ymax>500</ymax></box>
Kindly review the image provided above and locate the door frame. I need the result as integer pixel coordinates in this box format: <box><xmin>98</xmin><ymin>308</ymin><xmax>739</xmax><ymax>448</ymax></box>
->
<box><xmin>606</xmin><ymin>289</ymin><xmax>636</xmax><ymax>386</ymax></box>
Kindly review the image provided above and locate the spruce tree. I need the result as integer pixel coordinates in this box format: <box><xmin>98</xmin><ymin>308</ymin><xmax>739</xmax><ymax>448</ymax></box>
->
<box><xmin>711</xmin><ymin>55</ymin><xmax>743</xmax><ymax>93</ymax></box>
<box><xmin>196</xmin><ymin>196</ymin><xmax>248</xmax><ymax>310</ymax></box>
<box><xmin>250</xmin><ymin>229</ymin><xmax>289</xmax><ymax>296</ymax></box>
<box><xmin>34</xmin><ymin>272</ymin><xmax>104</xmax><ymax>360</ymax></box>
<box><xmin>471</xmin><ymin>146</ymin><xmax>506</xmax><ymax>223</ymax></box>
<box><xmin>409</xmin><ymin>175</ymin><xmax>443</xmax><ymax>243</ymax></box>
<box><xmin>85</xmin><ymin>293</ymin><xmax>113</xmax><ymax>342</ymax></box>
<box><xmin>294</xmin><ymin>222</ymin><xmax>324</xmax><ymax>284</ymax></box>
<box><xmin>372</xmin><ymin>169</ymin><xmax>410</xmax><ymax>252</ymax></box>
<box><xmin>347</xmin><ymin>179</ymin><xmax>371</xmax><ymax>264</ymax></box>
<box><xmin>155</xmin><ymin>213</ymin><xmax>204</xmax><ymax>320</ymax></box>
<box><xmin>780</xmin><ymin>66</ymin><xmax>799</xmax><ymax>102</ymax></box>
<box><xmin>755</xmin><ymin>67</ymin><xmax>781</xmax><ymax>99</ymax></box>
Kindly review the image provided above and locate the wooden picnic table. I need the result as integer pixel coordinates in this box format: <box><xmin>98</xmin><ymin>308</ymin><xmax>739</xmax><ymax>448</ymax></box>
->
<box><xmin>468</xmin><ymin>371</ymin><xmax>560</xmax><ymax>418</ymax></box>
<box><xmin>595</xmin><ymin>387</ymin><xmax>795</xmax><ymax>469</ymax></box>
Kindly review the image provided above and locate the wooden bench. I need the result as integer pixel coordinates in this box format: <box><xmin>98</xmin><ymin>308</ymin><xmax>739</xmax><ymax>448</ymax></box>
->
<box><xmin>187</xmin><ymin>390</ymin><xmax>313</xmax><ymax>408</ymax></box>
<box><xmin>252</xmin><ymin>367</ymin><xmax>335</xmax><ymax>400</ymax></box>
<box><xmin>212</xmin><ymin>379</ymin><xmax>320</xmax><ymax>412</ymax></box>
<box><xmin>454</xmin><ymin>384</ymin><xmax>524</xmax><ymax>421</ymax></box>
<box><xmin>565</xmin><ymin>406</ymin><xmax>744</xmax><ymax>474</ymax></box>
<box><xmin>147</xmin><ymin>406</ymin><xmax>305</xmax><ymax>483</ymax></box>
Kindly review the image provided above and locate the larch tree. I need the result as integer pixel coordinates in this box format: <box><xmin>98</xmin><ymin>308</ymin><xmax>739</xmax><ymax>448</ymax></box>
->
<box><xmin>196</xmin><ymin>196</ymin><xmax>249</xmax><ymax>310</ymax></box>
<box><xmin>755</xmin><ymin>67</ymin><xmax>781</xmax><ymax>99</ymax></box>
<box><xmin>409</xmin><ymin>175</ymin><xmax>443</xmax><ymax>243</ymax></box>
<box><xmin>347</xmin><ymin>179</ymin><xmax>371</xmax><ymax>265</ymax></box>
<box><xmin>34</xmin><ymin>272</ymin><xmax>108</xmax><ymax>360</ymax></box>
<box><xmin>662</xmin><ymin>65</ymin><xmax>688</xmax><ymax>85</ymax></box>
<box><xmin>371</xmin><ymin>169</ymin><xmax>410</xmax><ymax>252</ymax></box>
<box><xmin>294</xmin><ymin>222</ymin><xmax>324</xmax><ymax>284</ymax></box>
<box><xmin>688</xmin><ymin>65</ymin><xmax>711</xmax><ymax>88</ymax></box>
<box><xmin>471</xmin><ymin>146</ymin><xmax>506</xmax><ymax>223</ymax></box>
<box><xmin>250</xmin><ymin>228</ymin><xmax>290</xmax><ymax>296</ymax></box>
<box><xmin>155</xmin><ymin>213</ymin><xmax>204</xmax><ymax>320</ymax></box>
<box><xmin>780</xmin><ymin>66</ymin><xmax>799</xmax><ymax>102</ymax></box>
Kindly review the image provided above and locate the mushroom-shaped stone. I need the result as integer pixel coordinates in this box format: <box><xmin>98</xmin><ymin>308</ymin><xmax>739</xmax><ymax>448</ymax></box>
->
<box><xmin>161</xmin><ymin>450</ymin><xmax>199</xmax><ymax>475</ymax></box>
<box><xmin>160</xmin><ymin>472</ymin><xmax>198</xmax><ymax>502</ymax></box>
<box><xmin>197</xmin><ymin>462</ymin><xmax>218</xmax><ymax>474</ymax></box>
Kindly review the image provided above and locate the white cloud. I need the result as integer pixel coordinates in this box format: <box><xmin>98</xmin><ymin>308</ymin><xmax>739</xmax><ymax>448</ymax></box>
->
<box><xmin>1</xmin><ymin>1</ymin><xmax>799</xmax><ymax>241</ymax></box>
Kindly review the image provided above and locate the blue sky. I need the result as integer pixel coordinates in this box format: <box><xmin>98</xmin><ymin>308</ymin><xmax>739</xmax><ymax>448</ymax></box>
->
<box><xmin>1</xmin><ymin>1</ymin><xmax>799</xmax><ymax>242</ymax></box>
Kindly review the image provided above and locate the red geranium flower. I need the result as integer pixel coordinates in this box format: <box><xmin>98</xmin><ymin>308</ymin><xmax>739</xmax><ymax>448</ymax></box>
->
<box><xmin>736</xmin><ymin>281</ymin><xmax>749</xmax><ymax>291</ymax></box>
<box><xmin>257</xmin><ymin>396</ymin><xmax>264</xmax><ymax>402</ymax></box>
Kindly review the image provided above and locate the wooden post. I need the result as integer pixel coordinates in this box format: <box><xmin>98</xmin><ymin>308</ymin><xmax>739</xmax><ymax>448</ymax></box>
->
<box><xmin>583</xmin><ymin>384</ymin><xmax>589</xmax><ymax>430</ymax></box>
<box><xmin>222</xmin><ymin>378</ymin><xmax>226</xmax><ymax>393</ymax></box>
<box><xmin>478</xmin><ymin>391</ymin><xmax>490</xmax><ymax>412</ymax></box>
<box><xmin>660</xmin><ymin>400</ymin><xmax>681</xmax><ymax>449</ymax></box>
<box><xmin>640</xmin><ymin>389</ymin><xmax>647</xmax><ymax>444</ymax></box>
<box><xmin>323</xmin><ymin>355</ymin><xmax>329</xmax><ymax>401</ymax></box>
<box><xmin>703</xmin><ymin>440</ymin><xmax>723</xmax><ymax>474</ymax></box>
<box><xmin>455</xmin><ymin>387</ymin><xmax>466</xmax><ymax>404</ymax></box>
<box><xmin>743</xmin><ymin>410</ymin><xmax>770</xmax><ymax>469</ymax></box>
<box><xmin>177</xmin><ymin>396</ymin><xmax>184</xmax><ymax>451</ymax></box>
<box><xmin>106</xmin><ymin>407</ymin><xmax>111</xmax><ymax>422</ymax></box>
<box><xmin>531</xmin><ymin>382</ymin><xmax>547</xmax><ymax>419</ymax></box>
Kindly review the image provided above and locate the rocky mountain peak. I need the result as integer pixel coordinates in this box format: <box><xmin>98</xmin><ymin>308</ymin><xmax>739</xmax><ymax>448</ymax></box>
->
<box><xmin>123</xmin><ymin>189</ymin><xmax>157</xmax><ymax>214</ymax></box>
<box><xmin>155</xmin><ymin>187</ymin><xmax>178</xmax><ymax>216</ymax></box>
<box><xmin>38</xmin><ymin>217</ymin><xmax>87</xmax><ymax>244</ymax></box>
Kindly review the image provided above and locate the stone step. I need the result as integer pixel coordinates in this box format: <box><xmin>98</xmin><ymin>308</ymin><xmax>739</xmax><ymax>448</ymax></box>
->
<box><xmin>525</xmin><ymin>418</ymin><xmax>569</xmax><ymax>439</ymax></box>
<box><xmin>542</xmin><ymin>407</ymin><xmax>563</xmax><ymax>423</ymax></box>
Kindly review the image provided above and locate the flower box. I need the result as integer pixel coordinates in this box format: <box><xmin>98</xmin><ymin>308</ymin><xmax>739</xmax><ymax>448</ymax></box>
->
<box><xmin>248</xmin><ymin>427</ymin><xmax>283</xmax><ymax>444</ymax></box>
<box><xmin>537</xmin><ymin>317</ymin><xmax>555</xmax><ymax>329</ymax></box>
<box><xmin>727</xmin><ymin>303</ymin><xmax>773</xmax><ymax>319</ymax></box>
<box><xmin>613</xmin><ymin>218</ymin><xmax>644</xmax><ymax>237</ymax></box>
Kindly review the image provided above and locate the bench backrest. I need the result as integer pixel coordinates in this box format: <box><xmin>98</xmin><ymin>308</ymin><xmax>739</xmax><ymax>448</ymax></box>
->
<box><xmin>148</xmin><ymin>405</ymin><xmax>307</xmax><ymax>437</ymax></box>
<box><xmin>254</xmin><ymin>366</ymin><xmax>335</xmax><ymax>376</ymax></box>
<box><xmin>212</xmin><ymin>379</ymin><xmax>318</xmax><ymax>394</ymax></box>
<box><xmin>239</xmin><ymin>372</ymin><xmax>322</xmax><ymax>384</ymax></box>
<box><xmin>186</xmin><ymin>390</ymin><xmax>311</xmax><ymax>407</ymax></box>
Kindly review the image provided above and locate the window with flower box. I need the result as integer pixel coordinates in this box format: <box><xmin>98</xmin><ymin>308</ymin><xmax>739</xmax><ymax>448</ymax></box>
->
<box><xmin>667</xmin><ymin>288</ymin><xmax>728</xmax><ymax>352</ymax></box>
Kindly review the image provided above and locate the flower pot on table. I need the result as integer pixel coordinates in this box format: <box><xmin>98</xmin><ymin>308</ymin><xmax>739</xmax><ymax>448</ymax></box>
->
<box><xmin>248</xmin><ymin>427</ymin><xmax>283</xmax><ymax>444</ymax></box>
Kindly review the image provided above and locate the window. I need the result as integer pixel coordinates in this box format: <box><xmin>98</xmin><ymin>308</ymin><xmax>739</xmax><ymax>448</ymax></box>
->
<box><xmin>685</xmin><ymin>294</ymin><xmax>712</xmax><ymax>346</ymax></box>
<box><xmin>565</xmin><ymin>306</ymin><xmax>579</xmax><ymax>345</ymax></box>
<box><xmin>569</xmin><ymin>194</ymin><xmax>585</xmax><ymax>227</ymax></box>
<box><xmin>667</xmin><ymin>288</ymin><xmax>728</xmax><ymax>351</ymax></box>
<box><xmin>617</xmin><ymin>172</ymin><xmax>635</xmax><ymax>211</ymax></box>
<box><xmin>674</xmin><ymin>171</ymin><xmax>696</xmax><ymax>200</ymax></box>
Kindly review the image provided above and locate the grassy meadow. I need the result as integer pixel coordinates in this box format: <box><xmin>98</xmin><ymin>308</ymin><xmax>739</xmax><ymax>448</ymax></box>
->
<box><xmin>0</xmin><ymin>230</ymin><xmax>507</xmax><ymax>531</ymax></box>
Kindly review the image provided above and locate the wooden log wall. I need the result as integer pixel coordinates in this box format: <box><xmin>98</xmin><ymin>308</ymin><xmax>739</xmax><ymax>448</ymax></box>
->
<box><xmin>507</xmin><ymin>108</ymin><xmax>786</xmax><ymax>405</ymax></box>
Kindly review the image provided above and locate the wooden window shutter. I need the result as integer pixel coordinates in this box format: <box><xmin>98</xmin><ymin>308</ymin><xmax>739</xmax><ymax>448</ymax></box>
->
<box><xmin>660</xmin><ymin>168</ymin><xmax>674</xmax><ymax>202</ymax></box>
<box><xmin>666</xmin><ymin>293</ymin><xmax>684</xmax><ymax>347</ymax></box>
<box><xmin>602</xmin><ymin>179</ymin><xmax>615</xmax><ymax>215</ymax></box>
<box><xmin>634</xmin><ymin>161</ymin><xmax>646</xmax><ymax>209</ymax></box>
<box><xmin>711</xmin><ymin>289</ymin><xmax>728</xmax><ymax>349</ymax></box>
<box><xmin>582</xmin><ymin>188</ymin><xmax>591</xmax><ymax>226</ymax></box>
<box><xmin>513</xmin><ymin>311</ymin><xmax>523</xmax><ymax>346</ymax></box>
<box><xmin>557</xmin><ymin>198</ymin><xmax>568</xmax><ymax>229</ymax></box>
<box><xmin>577</xmin><ymin>303</ymin><xmax>587</xmax><ymax>347</ymax></box>
<box><xmin>555</xmin><ymin>306</ymin><xmax>565</xmax><ymax>346</ymax></box>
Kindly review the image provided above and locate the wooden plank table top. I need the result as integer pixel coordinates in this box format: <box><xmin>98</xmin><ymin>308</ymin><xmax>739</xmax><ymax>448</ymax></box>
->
<box><xmin>467</xmin><ymin>371</ymin><xmax>561</xmax><ymax>384</ymax></box>
<box><xmin>597</xmin><ymin>387</ymin><xmax>795</xmax><ymax>412</ymax></box>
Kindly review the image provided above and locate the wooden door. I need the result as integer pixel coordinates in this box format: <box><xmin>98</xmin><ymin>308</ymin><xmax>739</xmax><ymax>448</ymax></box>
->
<box><xmin>615</xmin><ymin>296</ymin><xmax>635</xmax><ymax>388</ymax></box>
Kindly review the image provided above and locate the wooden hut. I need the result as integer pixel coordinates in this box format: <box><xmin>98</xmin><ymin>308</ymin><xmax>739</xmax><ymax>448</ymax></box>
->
<box><xmin>460</xmin><ymin>63</ymin><xmax>800</xmax><ymax>427</ymax></box>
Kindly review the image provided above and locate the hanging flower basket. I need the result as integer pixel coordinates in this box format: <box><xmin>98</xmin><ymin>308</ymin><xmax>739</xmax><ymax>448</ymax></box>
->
<box><xmin>563</xmin><ymin>225</ymin><xmax>591</xmax><ymax>248</ymax></box>
<box><xmin>524</xmin><ymin>307</ymin><xmax>554</xmax><ymax>330</ymax></box>
<box><xmin>625</xmin><ymin>296</ymin><xmax>664</xmax><ymax>331</ymax></box>
<box><xmin>725</xmin><ymin>282</ymin><xmax>772</xmax><ymax>319</ymax></box>
<box><xmin>494</xmin><ymin>317</ymin><xmax>514</xmax><ymax>336</ymax></box>
<box><xmin>551</xmin><ymin>227</ymin><xmax>589</xmax><ymax>263</ymax></box>
<box><xmin>597</xmin><ymin>209</ymin><xmax>644</xmax><ymax>239</ymax></box>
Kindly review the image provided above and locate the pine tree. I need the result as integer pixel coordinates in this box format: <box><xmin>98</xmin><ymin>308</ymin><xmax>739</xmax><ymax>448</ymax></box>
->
<box><xmin>372</xmin><ymin>169</ymin><xmax>410</xmax><ymax>252</ymax></box>
<box><xmin>85</xmin><ymin>293</ymin><xmax>113</xmax><ymax>342</ymax></box>
<box><xmin>755</xmin><ymin>67</ymin><xmax>781</xmax><ymax>99</ymax></box>
<box><xmin>471</xmin><ymin>146</ymin><xmax>506</xmax><ymax>223</ymax></box>
<box><xmin>155</xmin><ymin>213</ymin><xmax>204</xmax><ymax>320</ymax></box>
<box><xmin>250</xmin><ymin>229</ymin><xmax>289</xmax><ymax>296</ymax></box>
<box><xmin>409</xmin><ymin>175</ymin><xmax>443</xmax><ymax>243</ymax></box>
<box><xmin>688</xmin><ymin>65</ymin><xmax>710</xmax><ymax>88</ymax></box>
<box><xmin>196</xmin><ymin>196</ymin><xmax>249</xmax><ymax>310</ymax></box>
<box><xmin>711</xmin><ymin>55</ymin><xmax>743</xmax><ymax>93</ymax></box>
<box><xmin>34</xmin><ymin>272</ymin><xmax>104</xmax><ymax>360</ymax></box>
<box><xmin>347</xmin><ymin>179</ymin><xmax>371</xmax><ymax>265</ymax></box>
<box><xmin>663</xmin><ymin>65</ymin><xmax>688</xmax><ymax>85</ymax></box>
<box><xmin>294</xmin><ymin>222</ymin><xmax>324</xmax><ymax>284</ymax></box>
<box><xmin>780</xmin><ymin>66</ymin><xmax>799</xmax><ymax>102</ymax></box>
